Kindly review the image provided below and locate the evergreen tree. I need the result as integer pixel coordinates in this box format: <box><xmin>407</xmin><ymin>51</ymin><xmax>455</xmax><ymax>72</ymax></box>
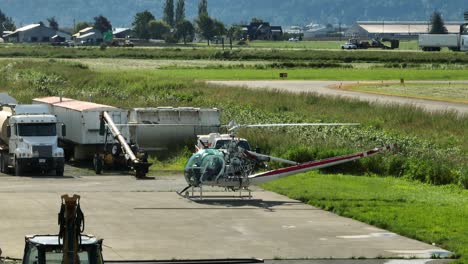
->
<box><xmin>176</xmin><ymin>19</ymin><xmax>194</xmax><ymax>44</ymax></box>
<box><xmin>196</xmin><ymin>14</ymin><xmax>214</xmax><ymax>45</ymax></box>
<box><xmin>429</xmin><ymin>11</ymin><xmax>448</xmax><ymax>34</ymax></box>
<box><xmin>0</xmin><ymin>8</ymin><xmax>16</xmax><ymax>35</ymax></box>
<box><xmin>148</xmin><ymin>20</ymin><xmax>170</xmax><ymax>39</ymax></box>
<box><xmin>93</xmin><ymin>15</ymin><xmax>112</xmax><ymax>33</ymax></box>
<box><xmin>163</xmin><ymin>0</ymin><xmax>175</xmax><ymax>28</ymax></box>
<box><xmin>132</xmin><ymin>10</ymin><xmax>155</xmax><ymax>39</ymax></box>
<box><xmin>47</xmin><ymin>17</ymin><xmax>59</xmax><ymax>30</ymax></box>
<box><xmin>74</xmin><ymin>22</ymin><xmax>91</xmax><ymax>34</ymax></box>
<box><xmin>213</xmin><ymin>19</ymin><xmax>226</xmax><ymax>36</ymax></box>
<box><xmin>198</xmin><ymin>0</ymin><xmax>208</xmax><ymax>17</ymax></box>
<box><xmin>175</xmin><ymin>0</ymin><xmax>185</xmax><ymax>25</ymax></box>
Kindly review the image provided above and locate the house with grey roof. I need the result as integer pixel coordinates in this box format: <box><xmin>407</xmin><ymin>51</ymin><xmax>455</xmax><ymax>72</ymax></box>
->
<box><xmin>241</xmin><ymin>22</ymin><xmax>283</xmax><ymax>41</ymax></box>
<box><xmin>72</xmin><ymin>27</ymin><xmax>103</xmax><ymax>44</ymax></box>
<box><xmin>113</xmin><ymin>28</ymin><xmax>133</xmax><ymax>38</ymax></box>
<box><xmin>4</xmin><ymin>24</ymin><xmax>58</xmax><ymax>43</ymax></box>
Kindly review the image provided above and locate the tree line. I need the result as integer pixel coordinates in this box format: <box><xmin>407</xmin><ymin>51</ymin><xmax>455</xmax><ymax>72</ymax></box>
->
<box><xmin>132</xmin><ymin>0</ymin><xmax>232</xmax><ymax>45</ymax></box>
<box><xmin>1</xmin><ymin>1</ymin><xmax>459</xmax><ymax>43</ymax></box>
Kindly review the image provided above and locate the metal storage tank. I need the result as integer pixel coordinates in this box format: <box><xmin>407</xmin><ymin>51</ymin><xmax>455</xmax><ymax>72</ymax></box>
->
<box><xmin>33</xmin><ymin>97</ymin><xmax>130</xmax><ymax>160</ymax></box>
<box><xmin>128</xmin><ymin>107</ymin><xmax>220</xmax><ymax>150</ymax></box>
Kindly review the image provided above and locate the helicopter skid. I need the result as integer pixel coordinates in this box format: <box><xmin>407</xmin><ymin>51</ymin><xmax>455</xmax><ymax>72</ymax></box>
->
<box><xmin>178</xmin><ymin>185</ymin><xmax>253</xmax><ymax>200</ymax></box>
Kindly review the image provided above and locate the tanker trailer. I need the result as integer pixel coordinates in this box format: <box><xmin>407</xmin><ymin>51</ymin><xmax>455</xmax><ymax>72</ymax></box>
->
<box><xmin>127</xmin><ymin>107</ymin><xmax>220</xmax><ymax>151</ymax></box>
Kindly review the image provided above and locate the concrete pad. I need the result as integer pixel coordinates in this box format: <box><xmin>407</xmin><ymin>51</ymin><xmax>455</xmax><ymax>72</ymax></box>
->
<box><xmin>0</xmin><ymin>173</ymin><xmax>450</xmax><ymax>261</ymax></box>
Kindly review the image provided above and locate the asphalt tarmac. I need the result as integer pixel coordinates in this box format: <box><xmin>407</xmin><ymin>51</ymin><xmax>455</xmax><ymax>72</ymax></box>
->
<box><xmin>207</xmin><ymin>80</ymin><xmax>468</xmax><ymax>116</ymax></box>
<box><xmin>0</xmin><ymin>168</ymin><xmax>452</xmax><ymax>263</ymax></box>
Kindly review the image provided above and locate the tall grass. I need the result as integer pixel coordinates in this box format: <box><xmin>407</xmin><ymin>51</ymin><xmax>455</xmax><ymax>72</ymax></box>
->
<box><xmin>0</xmin><ymin>60</ymin><xmax>466</xmax><ymax>187</ymax></box>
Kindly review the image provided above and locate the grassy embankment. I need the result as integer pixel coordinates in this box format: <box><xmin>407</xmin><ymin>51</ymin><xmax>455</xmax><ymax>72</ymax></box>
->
<box><xmin>0</xmin><ymin>45</ymin><xmax>467</xmax><ymax>64</ymax></box>
<box><xmin>0</xmin><ymin>59</ymin><xmax>466</xmax><ymax>261</ymax></box>
<box><xmin>262</xmin><ymin>173</ymin><xmax>467</xmax><ymax>262</ymax></box>
<box><xmin>216</xmin><ymin>40</ymin><xmax>420</xmax><ymax>50</ymax></box>
<box><xmin>0</xmin><ymin>59</ymin><xmax>466</xmax><ymax>182</ymax></box>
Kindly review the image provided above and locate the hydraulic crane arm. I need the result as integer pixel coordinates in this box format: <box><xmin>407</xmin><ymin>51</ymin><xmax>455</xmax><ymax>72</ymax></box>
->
<box><xmin>101</xmin><ymin>111</ymin><xmax>152</xmax><ymax>178</ymax></box>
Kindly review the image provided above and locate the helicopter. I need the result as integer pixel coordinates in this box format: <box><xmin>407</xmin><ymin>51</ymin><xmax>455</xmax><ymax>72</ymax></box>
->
<box><xmin>181</xmin><ymin>121</ymin><xmax>397</xmax><ymax>198</ymax></box>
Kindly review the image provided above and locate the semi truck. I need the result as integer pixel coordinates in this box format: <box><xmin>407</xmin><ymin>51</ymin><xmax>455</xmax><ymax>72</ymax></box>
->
<box><xmin>0</xmin><ymin>102</ymin><xmax>65</xmax><ymax>176</ymax></box>
<box><xmin>419</xmin><ymin>23</ymin><xmax>468</xmax><ymax>51</ymax></box>
<box><xmin>32</xmin><ymin>97</ymin><xmax>220</xmax><ymax>177</ymax></box>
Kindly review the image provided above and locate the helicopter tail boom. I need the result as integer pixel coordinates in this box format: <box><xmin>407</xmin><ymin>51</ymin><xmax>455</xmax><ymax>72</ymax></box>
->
<box><xmin>249</xmin><ymin>144</ymin><xmax>397</xmax><ymax>184</ymax></box>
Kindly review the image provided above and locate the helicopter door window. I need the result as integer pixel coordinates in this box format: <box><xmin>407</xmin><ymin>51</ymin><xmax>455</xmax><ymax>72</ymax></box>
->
<box><xmin>201</xmin><ymin>155</ymin><xmax>225</xmax><ymax>182</ymax></box>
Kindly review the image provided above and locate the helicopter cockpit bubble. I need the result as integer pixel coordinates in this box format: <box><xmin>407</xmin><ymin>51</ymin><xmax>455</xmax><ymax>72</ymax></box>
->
<box><xmin>184</xmin><ymin>149</ymin><xmax>225</xmax><ymax>187</ymax></box>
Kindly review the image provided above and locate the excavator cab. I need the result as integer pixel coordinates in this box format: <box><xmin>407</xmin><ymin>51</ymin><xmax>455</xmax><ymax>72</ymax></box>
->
<box><xmin>23</xmin><ymin>235</ymin><xmax>103</xmax><ymax>264</ymax></box>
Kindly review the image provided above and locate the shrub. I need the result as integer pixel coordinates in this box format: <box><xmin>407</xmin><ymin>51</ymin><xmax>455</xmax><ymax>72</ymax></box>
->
<box><xmin>99</xmin><ymin>43</ymin><xmax>108</xmax><ymax>50</ymax></box>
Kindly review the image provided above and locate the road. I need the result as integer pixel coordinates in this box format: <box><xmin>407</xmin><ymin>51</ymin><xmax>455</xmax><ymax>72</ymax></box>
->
<box><xmin>0</xmin><ymin>167</ymin><xmax>452</xmax><ymax>263</ymax></box>
<box><xmin>207</xmin><ymin>81</ymin><xmax>468</xmax><ymax>116</ymax></box>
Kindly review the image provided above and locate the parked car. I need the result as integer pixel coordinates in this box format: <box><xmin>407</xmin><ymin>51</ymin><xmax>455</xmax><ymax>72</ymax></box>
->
<box><xmin>341</xmin><ymin>42</ymin><xmax>357</xmax><ymax>49</ymax></box>
<box><xmin>288</xmin><ymin>37</ymin><xmax>299</xmax><ymax>42</ymax></box>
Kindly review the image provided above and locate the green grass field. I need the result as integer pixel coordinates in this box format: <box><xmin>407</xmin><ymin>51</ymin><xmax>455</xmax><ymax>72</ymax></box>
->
<box><xmin>347</xmin><ymin>83</ymin><xmax>468</xmax><ymax>103</ymax></box>
<box><xmin>0</xmin><ymin>44</ymin><xmax>466</xmax><ymax>63</ymax></box>
<box><xmin>262</xmin><ymin>172</ymin><xmax>468</xmax><ymax>262</ymax></box>
<box><xmin>231</xmin><ymin>40</ymin><xmax>420</xmax><ymax>50</ymax></box>
<box><xmin>135</xmin><ymin>68</ymin><xmax>468</xmax><ymax>81</ymax></box>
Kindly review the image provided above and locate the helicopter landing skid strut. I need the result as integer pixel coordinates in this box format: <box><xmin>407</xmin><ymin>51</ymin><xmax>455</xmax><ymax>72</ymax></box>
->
<box><xmin>177</xmin><ymin>186</ymin><xmax>252</xmax><ymax>200</ymax></box>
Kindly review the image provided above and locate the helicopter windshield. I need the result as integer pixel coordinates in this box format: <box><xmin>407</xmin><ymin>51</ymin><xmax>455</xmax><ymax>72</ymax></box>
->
<box><xmin>184</xmin><ymin>149</ymin><xmax>225</xmax><ymax>187</ymax></box>
<box><xmin>214</xmin><ymin>140</ymin><xmax>251</xmax><ymax>151</ymax></box>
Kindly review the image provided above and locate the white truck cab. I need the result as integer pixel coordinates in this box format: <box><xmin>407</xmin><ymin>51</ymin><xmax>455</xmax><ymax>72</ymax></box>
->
<box><xmin>197</xmin><ymin>133</ymin><xmax>251</xmax><ymax>151</ymax></box>
<box><xmin>0</xmin><ymin>104</ymin><xmax>65</xmax><ymax>176</ymax></box>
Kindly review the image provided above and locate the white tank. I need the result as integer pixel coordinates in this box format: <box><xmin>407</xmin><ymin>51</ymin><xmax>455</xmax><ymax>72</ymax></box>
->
<box><xmin>129</xmin><ymin>107</ymin><xmax>221</xmax><ymax>150</ymax></box>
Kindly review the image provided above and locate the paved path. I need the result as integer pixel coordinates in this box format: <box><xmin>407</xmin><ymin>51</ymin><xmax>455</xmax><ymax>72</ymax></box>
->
<box><xmin>0</xmin><ymin>170</ymin><xmax>451</xmax><ymax>261</ymax></box>
<box><xmin>207</xmin><ymin>81</ymin><xmax>468</xmax><ymax>116</ymax></box>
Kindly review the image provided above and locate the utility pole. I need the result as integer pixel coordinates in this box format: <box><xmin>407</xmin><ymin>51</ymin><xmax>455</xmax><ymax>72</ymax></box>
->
<box><xmin>339</xmin><ymin>21</ymin><xmax>342</xmax><ymax>41</ymax></box>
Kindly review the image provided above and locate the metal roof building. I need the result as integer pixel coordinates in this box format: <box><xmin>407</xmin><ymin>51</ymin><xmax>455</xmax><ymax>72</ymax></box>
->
<box><xmin>346</xmin><ymin>21</ymin><xmax>464</xmax><ymax>39</ymax></box>
<box><xmin>4</xmin><ymin>24</ymin><xmax>58</xmax><ymax>42</ymax></box>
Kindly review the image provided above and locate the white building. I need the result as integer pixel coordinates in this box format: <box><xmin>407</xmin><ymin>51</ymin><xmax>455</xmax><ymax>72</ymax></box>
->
<box><xmin>4</xmin><ymin>24</ymin><xmax>57</xmax><ymax>43</ymax></box>
<box><xmin>346</xmin><ymin>21</ymin><xmax>464</xmax><ymax>39</ymax></box>
<box><xmin>72</xmin><ymin>27</ymin><xmax>103</xmax><ymax>44</ymax></box>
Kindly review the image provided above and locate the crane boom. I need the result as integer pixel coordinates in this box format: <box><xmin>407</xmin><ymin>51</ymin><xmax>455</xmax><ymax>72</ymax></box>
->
<box><xmin>101</xmin><ymin>111</ymin><xmax>152</xmax><ymax>178</ymax></box>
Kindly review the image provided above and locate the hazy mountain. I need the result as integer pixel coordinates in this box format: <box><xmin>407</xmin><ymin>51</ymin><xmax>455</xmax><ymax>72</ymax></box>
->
<box><xmin>0</xmin><ymin>0</ymin><xmax>465</xmax><ymax>28</ymax></box>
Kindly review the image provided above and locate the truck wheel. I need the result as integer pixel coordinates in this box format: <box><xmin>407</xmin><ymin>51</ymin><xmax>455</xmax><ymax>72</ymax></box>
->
<box><xmin>0</xmin><ymin>153</ymin><xmax>7</xmax><ymax>173</ymax></box>
<box><xmin>93</xmin><ymin>155</ymin><xmax>103</xmax><ymax>175</ymax></box>
<box><xmin>15</xmin><ymin>159</ymin><xmax>23</xmax><ymax>176</ymax></box>
<box><xmin>64</xmin><ymin>149</ymin><xmax>72</xmax><ymax>162</ymax></box>
<box><xmin>56</xmin><ymin>166</ymin><xmax>64</xmax><ymax>177</ymax></box>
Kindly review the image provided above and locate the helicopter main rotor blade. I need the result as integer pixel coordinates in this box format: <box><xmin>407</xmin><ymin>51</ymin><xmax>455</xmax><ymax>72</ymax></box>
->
<box><xmin>249</xmin><ymin>144</ymin><xmax>397</xmax><ymax>184</ymax></box>
<box><xmin>228</xmin><ymin>123</ymin><xmax>360</xmax><ymax>132</ymax></box>
<box><xmin>245</xmin><ymin>151</ymin><xmax>299</xmax><ymax>165</ymax></box>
